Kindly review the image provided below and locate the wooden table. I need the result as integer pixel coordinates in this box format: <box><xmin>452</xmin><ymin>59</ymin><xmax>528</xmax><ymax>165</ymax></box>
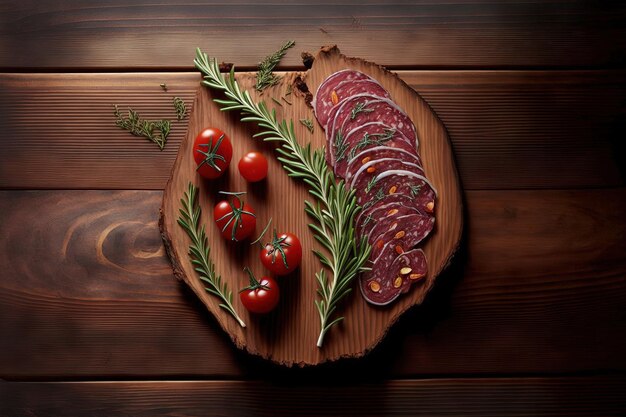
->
<box><xmin>1</xmin><ymin>2</ymin><xmax>625</xmax><ymax>415</ymax></box>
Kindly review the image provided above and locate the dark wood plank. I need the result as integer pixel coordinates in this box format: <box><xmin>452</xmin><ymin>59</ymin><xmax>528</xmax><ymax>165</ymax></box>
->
<box><xmin>1</xmin><ymin>189</ymin><xmax>624</xmax><ymax>378</ymax></box>
<box><xmin>2</xmin><ymin>377</ymin><xmax>625</xmax><ymax>417</ymax></box>
<box><xmin>1</xmin><ymin>1</ymin><xmax>625</xmax><ymax>69</ymax></box>
<box><xmin>1</xmin><ymin>71</ymin><xmax>623</xmax><ymax>190</ymax></box>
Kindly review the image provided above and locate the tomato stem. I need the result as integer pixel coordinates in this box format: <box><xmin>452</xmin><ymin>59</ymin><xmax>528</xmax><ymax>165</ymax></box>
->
<box><xmin>196</xmin><ymin>133</ymin><xmax>227</xmax><ymax>172</ymax></box>
<box><xmin>240</xmin><ymin>267</ymin><xmax>270</xmax><ymax>292</ymax></box>
<box><xmin>217</xmin><ymin>191</ymin><xmax>257</xmax><ymax>241</ymax></box>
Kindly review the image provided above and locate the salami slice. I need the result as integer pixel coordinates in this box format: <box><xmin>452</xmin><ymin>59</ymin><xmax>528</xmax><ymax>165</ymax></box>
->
<box><xmin>322</xmin><ymin>79</ymin><xmax>390</xmax><ymax>127</ymax></box>
<box><xmin>349</xmin><ymin>158</ymin><xmax>424</xmax><ymax>196</ymax></box>
<box><xmin>355</xmin><ymin>169</ymin><xmax>437</xmax><ymax>212</ymax></box>
<box><xmin>327</xmin><ymin>94</ymin><xmax>418</xmax><ymax>163</ymax></box>
<box><xmin>332</xmin><ymin>123</ymin><xmax>418</xmax><ymax>176</ymax></box>
<box><xmin>312</xmin><ymin>70</ymin><xmax>373</xmax><ymax>128</ymax></box>
<box><xmin>368</xmin><ymin>213</ymin><xmax>435</xmax><ymax>262</ymax></box>
<box><xmin>360</xmin><ymin>245</ymin><xmax>427</xmax><ymax>306</ymax></box>
<box><xmin>343</xmin><ymin>145</ymin><xmax>423</xmax><ymax>180</ymax></box>
<box><xmin>356</xmin><ymin>200</ymin><xmax>423</xmax><ymax>237</ymax></box>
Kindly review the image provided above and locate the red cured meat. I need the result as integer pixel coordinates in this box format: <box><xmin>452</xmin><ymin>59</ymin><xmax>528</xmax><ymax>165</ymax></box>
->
<box><xmin>312</xmin><ymin>70</ymin><xmax>372</xmax><ymax>129</ymax></box>
<box><xmin>332</xmin><ymin>123</ymin><xmax>418</xmax><ymax>176</ymax></box>
<box><xmin>343</xmin><ymin>145</ymin><xmax>423</xmax><ymax>180</ymax></box>
<box><xmin>326</xmin><ymin>94</ymin><xmax>417</xmax><ymax>164</ymax></box>
<box><xmin>360</xmin><ymin>246</ymin><xmax>427</xmax><ymax>306</ymax></box>
<box><xmin>349</xmin><ymin>158</ymin><xmax>424</xmax><ymax>198</ymax></box>
<box><xmin>316</xmin><ymin>79</ymin><xmax>390</xmax><ymax>130</ymax></box>
<box><xmin>367</xmin><ymin>213</ymin><xmax>435</xmax><ymax>262</ymax></box>
<box><xmin>354</xmin><ymin>169</ymin><xmax>437</xmax><ymax>213</ymax></box>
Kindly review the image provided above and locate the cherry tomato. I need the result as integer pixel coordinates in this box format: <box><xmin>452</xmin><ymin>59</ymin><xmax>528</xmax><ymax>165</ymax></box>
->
<box><xmin>214</xmin><ymin>192</ymin><xmax>256</xmax><ymax>241</ymax></box>
<box><xmin>260</xmin><ymin>231</ymin><xmax>302</xmax><ymax>275</ymax></box>
<box><xmin>238</xmin><ymin>151</ymin><xmax>268</xmax><ymax>182</ymax></box>
<box><xmin>239</xmin><ymin>268</ymin><xmax>279</xmax><ymax>314</ymax></box>
<box><xmin>193</xmin><ymin>127</ymin><xmax>233</xmax><ymax>179</ymax></box>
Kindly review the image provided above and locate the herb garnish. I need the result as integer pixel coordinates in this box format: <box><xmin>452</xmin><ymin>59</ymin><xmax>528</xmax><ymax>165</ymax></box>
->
<box><xmin>113</xmin><ymin>105</ymin><xmax>171</xmax><ymax>150</ymax></box>
<box><xmin>177</xmin><ymin>183</ymin><xmax>246</xmax><ymax>327</ymax></box>
<box><xmin>271</xmin><ymin>97</ymin><xmax>283</xmax><ymax>107</ymax></box>
<box><xmin>350</xmin><ymin>102</ymin><xmax>374</xmax><ymax>120</ymax></box>
<box><xmin>334</xmin><ymin>130</ymin><xmax>348</xmax><ymax>162</ymax></box>
<box><xmin>347</xmin><ymin>128</ymin><xmax>396</xmax><ymax>160</ymax></box>
<box><xmin>409</xmin><ymin>184</ymin><xmax>422</xmax><ymax>198</ymax></box>
<box><xmin>300</xmin><ymin>118</ymin><xmax>314</xmax><ymax>134</ymax></box>
<box><xmin>195</xmin><ymin>48</ymin><xmax>371</xmax><ymax>347</ymax></box>
<box><xmin>255</xmin><ymin>40</ymin><xmax>295</xmax><ymax>92</ymax></box>
<box><xmin>362</xmin><ymin>188</ymin><xmax>385</xmax><ymax>211</ymax></box>
<box><xmin>173</xmin><ymin>97</ymin><xmax>187</xmax><ymax>120</ymax></box>
<box><xmin>365</xmin><ymin>176</ymin><xmax>378</xmax><ymax>193</ymax></box>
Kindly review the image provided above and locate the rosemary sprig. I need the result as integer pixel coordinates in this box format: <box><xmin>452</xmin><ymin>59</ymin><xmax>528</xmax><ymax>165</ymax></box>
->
<box><xmin>177</xmin><ymin>183</ymin><xmax>246</xmax><ymax>327</ymax></box>
<box><xmin>173</xmin><ymin>97</ymin><xmax>187</xmax><ymax>120</ymax></box>
<box><xmin>113</xmin><ymin>105</ymin><xmax>170</xmax><ymax>150</ymax></box>
<box><xmin>194</xmin><ymin>48</ymin><xmax>371</xmax><ymax>347</ymax></box>
<box><xmin>300</xmin><ymin>118</ymin><xmax>314</xmax><ymax>134</ymax></box>
<box><xmin>255</xmin><ymin>40</ymin><xmax>295</xmax><ymax>92</ymax></box>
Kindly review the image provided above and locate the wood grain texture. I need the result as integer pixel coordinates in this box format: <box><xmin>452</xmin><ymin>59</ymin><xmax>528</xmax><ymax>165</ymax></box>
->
<box><xmin>1</xmin><ymin>1</ymin><xmax>625</xmax><ymax>69</ymax></box>
<box><xmin>2</xmin><ymin>377</ymin><xmax>626</xmax><ymax>417</ymax></box>
<box><xmin>1</xmin><ymin>71</ymin><xmax>624</xmax><ymax>190</ymax></box>
<box><xmin>159</xmin><ymin>47</ymin><xmax>462</xmax><ymax>365</ymax></box>
<box><xmin>2</xmin><ymin>188</ymin><xmax>624</xmax><ymax>378</ymax></box>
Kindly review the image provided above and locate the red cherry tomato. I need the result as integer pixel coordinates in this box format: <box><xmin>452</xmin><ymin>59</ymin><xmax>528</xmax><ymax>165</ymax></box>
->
<box><xmin>238</xmin><ymin>151</ymin><xmax>268</xmax><ymax>182</ymax></box>
<box><xmin>214</xmin><ymin>193</ymin><xmax>256</xmax><ymax>241</ymax></box>
<box><xmin>193</xmin><ymin>127</ymin><xmax>233</xmax><ymax>179</ymax></box>
<box><xmin>239</xmin><ymin>268</ymin><xmax>279</xmax><ymax>314</ymax></box>
<box><xmin>260</xmin><ymin>231</ymin><xmax>302</xmax><ymax>275</ymax></box>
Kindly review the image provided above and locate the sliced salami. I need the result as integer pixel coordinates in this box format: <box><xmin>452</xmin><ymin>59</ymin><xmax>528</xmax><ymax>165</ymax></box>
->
<box><xmin>367</xmin><ymin>213</ymin><xmax>435</xmax><ymax>262</ymax></box>
<box><xmin>354</xmin><ymin>170</ymin><xmax>437</xmax><ymax>213</ymax></box>
<box><xmin>349</xmin><ymin>158</ymin><xmax>424</xmax><ymax>197</ymax></box>
<box><xmin>312</xmin><ymin>70</ymin><xmax>373</xmax><ymax>129</ymax></box>
<box><xmin>332</xmin><ymin>123</ymin><xmax>418</xmax><ymax>176</ymax></box>
<box><xmin>355</xmin><ymin>189</ymin><xmax>435</xmax><ymax>235</ymax></box>
<box><xmin>356</xmin><ymin>200</ymin><xmax>424</xmax><ymax>237</ymax></box>
<box><xmin>344</xmin><ymin>145</ymin><xmax>423</xmax><ymax>179</ymax></box>
<box><xmin>360</xmin><ymin>245</ymin><xmax>427</xmax><ymax>306</ymax></box>
<box><xmin>327</xmin><ymin>94</ymin><xmax>418</xmax><ymax>162</ymax></box>
<box><xmin>365</xmin><ymin>212</ymin><xmax>434</xmax><ymax>249</ymax></box>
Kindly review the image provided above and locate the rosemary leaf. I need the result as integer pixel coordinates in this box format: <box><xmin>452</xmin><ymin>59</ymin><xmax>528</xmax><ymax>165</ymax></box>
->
<box><xmin>177</xmin><ymin>182</ymin><xmax>246</xmax><ymax>328</ymax></box>
<box><xmin>255</xmin><ymin>40</ymin><xmax>295</xmax><ymax>92</ymax></box>
<box><xmin>194</xmin><ymin>48</ymin><xmax>371</xmax><ymax>347</ymax></box>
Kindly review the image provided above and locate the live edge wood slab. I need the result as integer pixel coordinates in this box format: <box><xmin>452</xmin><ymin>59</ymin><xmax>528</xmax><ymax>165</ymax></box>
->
<box><xmin>159</xmin><ymin>47</ymin><xmax>463</xmax><ymax>366</ymax></box>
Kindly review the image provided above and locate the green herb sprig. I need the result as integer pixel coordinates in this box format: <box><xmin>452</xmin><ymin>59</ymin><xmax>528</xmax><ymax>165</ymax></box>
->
<box><xmin>113</xmin><ymin>105</ymin><xmax>171</xmax><ymax>150</ymax></box>
<box><xmin>255</xmin><ymin>40</ymin><xmax>295</xmax><ymax>92</ymax></box>
<box><xmin>177</xmin><ymin>183</ymin><xmax>246</xmax><ymax>327</ymax></box>
<box><xmin>173</xmin><ymin>97</ymin><xmax>187</xmax><ymax>120</ymax></box>
<box><xmin>300</xmin><ymin>118</ymin><xmax>315</xmax><ymax>134</ymax></box>
<box><xmin>194</xmin><ymin>48</ymin><xmax>370</xmax><ymax>347</ymax></box>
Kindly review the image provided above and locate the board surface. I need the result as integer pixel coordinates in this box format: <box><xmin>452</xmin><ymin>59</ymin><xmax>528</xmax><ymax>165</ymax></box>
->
<box><xmin>159</xmin><ymin>47</ymin><xmax>463</xmax><ymax>365</ymax></box>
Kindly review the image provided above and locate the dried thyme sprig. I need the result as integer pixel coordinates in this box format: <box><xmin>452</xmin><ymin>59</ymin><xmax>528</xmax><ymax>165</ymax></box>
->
<box><xmin>177</xmin><ymin>182</ymin><xmax>246</xmax><ymax>327</ymax></box>
<box><xmin>173</xmin><ymin>97</ymin><xmax>187</xmax><ymax>120</ymax></box>
<box><xmin>113</xmin><ymin>105</ymin><xmax>170</xmax><ymax>150</ymax></box>
<box><xmin>255</xmin><ymin>40</ymin><xmax>295</xmax><ymax>92</ymax></box>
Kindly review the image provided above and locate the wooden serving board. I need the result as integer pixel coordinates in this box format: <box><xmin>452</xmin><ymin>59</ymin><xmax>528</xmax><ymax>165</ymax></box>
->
<box><xmin>160</xmin><ymin>46</ymin><xmax>463</xmax><ymax>366</ymax></box>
